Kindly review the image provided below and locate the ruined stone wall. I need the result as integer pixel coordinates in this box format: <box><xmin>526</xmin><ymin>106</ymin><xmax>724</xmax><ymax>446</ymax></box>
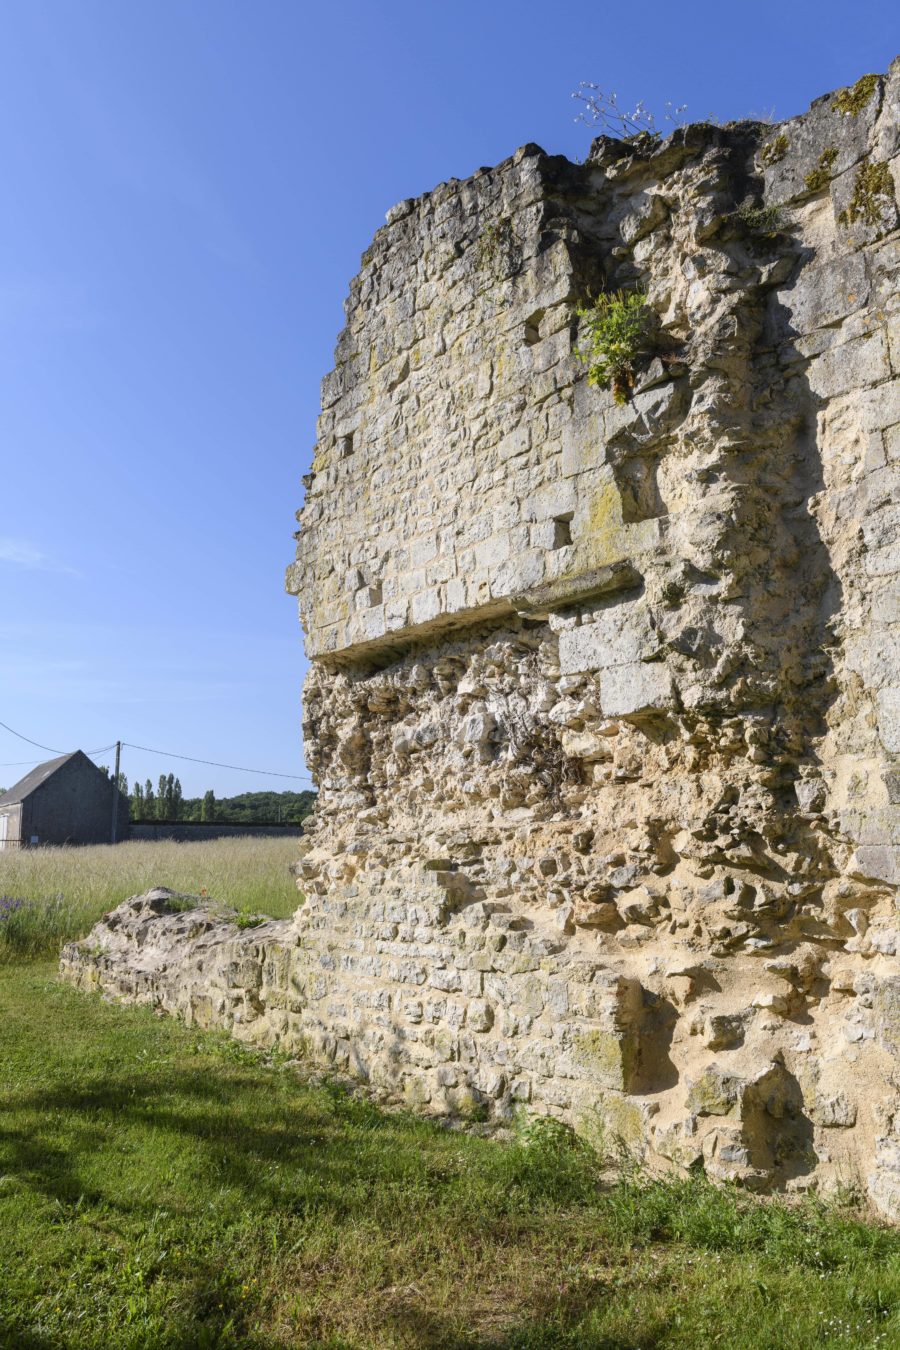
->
<box><xmin>63</xmin><ymin>65</ymin><xmax>900</xmax><ymax>1216</ymax></box>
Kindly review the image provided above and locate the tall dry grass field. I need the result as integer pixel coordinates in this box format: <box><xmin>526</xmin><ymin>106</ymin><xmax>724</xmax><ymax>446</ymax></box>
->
<box><xmin>0</xmin><ymin>835</ymin><xmax>302</xmax><ymax>962</ymax></box>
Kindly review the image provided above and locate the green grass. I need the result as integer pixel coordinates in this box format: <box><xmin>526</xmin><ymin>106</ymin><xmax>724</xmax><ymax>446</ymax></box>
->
<box><xmin>0</xmin><ymin>837</ymin><xmax>301</xmax><ymax>962</ymax></box>
<box><xmin>1</xmin><ymin>963</ymin><xmax>899</xmax><ymax>1348</ymax></box>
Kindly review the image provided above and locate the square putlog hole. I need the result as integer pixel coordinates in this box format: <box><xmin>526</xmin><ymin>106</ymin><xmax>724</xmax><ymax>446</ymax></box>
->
<box><xmin>552</xmin><ymin>515</ymin><xmax>573</xmax><ymax>548</ymax></box>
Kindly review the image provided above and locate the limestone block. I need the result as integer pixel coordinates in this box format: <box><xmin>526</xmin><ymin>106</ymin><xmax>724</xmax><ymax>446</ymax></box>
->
<box><xmin>467</xmin><ymin>999</ymin><xmax>494</xmax><ymax>1032</ymax></box>
<box><xmin>870</xmin><ymin>1144</ymin><xmax>900</xmax><ymax>1224</ymax></box>
<box><xmin>362</xmin><ymin>605</ymin><xmax>387</xmax><ymax>639</ymax></box>
<box><xmin>874</xmin><ymin>978</ymin><xmax>900</xmax><ymax>1052</ymax></box>
<box><xmin>460</xmin><ymin>709</ymin><xmax>497</xmax><ymax>746</ymax></box>
<box><xmin>687</xmin><ymin>1065</ymin><xmax>744</xmax><ymax>1116</ymax></box>
<box><xmin>411</xmin><ymin>588</ymin><xmax>442</xmax><ymax>625</ymax></box>
<box><xmin>599</xmin><ymin>662</ymin><xmax>673</xmax><ymax>717</ymax></box>
<box><xmin>778</xmin><ymin>254</ymin><xmax>869</xmax><ymax>332</ymax></box>
<box><xmin>865</xmin><ymin>545</ymin><xmax>900</xmax><ymax>578</ymax></box>
<box><xmin>561</xmin><ymin>421</ymin><xmax>602</xmax><ymax>477</ymax></box>
<box><xmin>570</xmin><ymin>1024</ymin><xmax>636</xmax><ymax>1091</ymax></box>
<box><xmin>832</xmin><ymin>159</ymin><xmax>900</xmax><ymax>243</ymax></box>
<box><xmin>524</xmin><ymin>480</ymin><xmax>577</xmax><ymax>525</ymax></box>
<box><xmin>877</xmin><ymin>688</ymin><xmax>900</xmax><ymax>753</ymax></box>
<box><xmin>704</xmin><ymin>1012</ymin><xmax>748</xmax><ymax>1051</ymax></box>
<box><xmin>618</xmin><ymin>190</ymin><xmax>669</xmax><ymax>245</ymax></box>
<box><xmin>841</xmin><ymin>629</ymin><xmax>900</xmax><ymax>688</ymax></box>
<box><xmin>558</xmin><ymin>605</ymin><xmax>651</xmax><ymax>675</ymax></box>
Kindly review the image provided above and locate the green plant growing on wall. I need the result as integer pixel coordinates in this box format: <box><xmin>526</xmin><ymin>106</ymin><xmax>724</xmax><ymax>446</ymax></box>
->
<box><xmin>839</xmin><ymin>160</ymin><xmax>895</xmax><ymax>229</ymax></box>
<box><xmin>760</xmin><ymin>133</ymin><xmax>789</xmax><ymax>167</ymax></box>
<box><xmin>804</xmin><ymin>146</ymin><xmax>838</xmax><ymax>194</ymax></box>
<box><xmin>234</xmin><ymin>909</ymin><xmax>266</xmax><ymax>930</ymax></box>
<box><xmin>734</xmin><ymin>203</ymin><xmax>784</xmax><ymax>236</ymax></box>
<box><xmin>575</xmin><ymin>289</ymin><xmax>652</xmax><ymax>405</ymax></box>
<box><xmin>475</xmin><ymin>217</ymin><xmax>522</xmax><ymax>277</ymax></box>
<box><xmin>833</xmin><ymin>73</ymin><xmax>879</xmax><ymax>117</ymax></box>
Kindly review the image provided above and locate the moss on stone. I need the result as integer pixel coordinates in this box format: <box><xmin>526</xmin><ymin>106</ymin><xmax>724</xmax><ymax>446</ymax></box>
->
<box><xmin>476</xmin><ymin>217</ymin><xmax>520</xmax><ymax>275</ymax></box>
<box><xmin>583</xmin><ymin>479</ymin><xmax>627</xmax><ymax>569</ymax></box>
<box><xmin>572</xmin><ymin>1028</ymin><xmax>633</xmax><ymax>1090</ymax></box>
<box><xmin>833</xmin><ymin>73</ymin><xmax>879</xmax><ymax>117</ymax></box>
<box><xmin>686</xmin><ymin>1066</ymin><xmax>743</xmax><ymax>1116</ymax></box>
<box><xmin>600</xmin><ymin>1092</ymin><xmax>645</xmax><ymax>1150</ymax></box>
<box><xmin>760</xmin><ymin>133</ymin><xmax>789</xmax><ymax>168</ymax></box>
<box><xmin>509</xmin><ymin>954</ymin><xmax>541</xmax><ymax>975</ymax></box>
<box><xmin>838</xmin><ymin>160</ymin><xmax>895</xmax><ymax>229</ymax></box>
<box><xmin>804</xmin><ymin>146</ymin><xmax>839</xmax><ymax>194</ymax></box>
<box><xmin>449</xmin><ymin>1085</ymin><xmax>487</xmax><ymax>1120</ymax></box>
<box><xmin>403</xmin><ymin>1075</ymin><xmax>431</xmax><ymax>1109</ymax></box>
<box><xmin>734</xmin><ymin>203</ymin><xmax>784</xmax><ymax>236</ymax></box>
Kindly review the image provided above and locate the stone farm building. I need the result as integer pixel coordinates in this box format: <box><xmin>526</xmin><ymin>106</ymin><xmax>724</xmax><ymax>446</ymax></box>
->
<box><xmin>0</xmin><ymin>751</ymin><xmax>128</xmax><ymax>849</ymax></box>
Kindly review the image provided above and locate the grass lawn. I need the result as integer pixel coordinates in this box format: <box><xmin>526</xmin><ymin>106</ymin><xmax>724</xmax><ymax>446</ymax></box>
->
<box><xmin>1</xmin><ymin>963</ymin><xmax>900</xmax><ymax>1348</ymax></box>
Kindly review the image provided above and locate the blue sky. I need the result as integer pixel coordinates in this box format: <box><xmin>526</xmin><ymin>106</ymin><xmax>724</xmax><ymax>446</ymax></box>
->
<box><xmin>0</xmin><ymin>0</ymin><xmax>895</xmax><ymax>796</ymax></box>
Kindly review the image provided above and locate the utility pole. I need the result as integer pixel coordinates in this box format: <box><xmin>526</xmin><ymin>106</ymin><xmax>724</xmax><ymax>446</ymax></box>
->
<box><xmin>110</xmin><ymin>740</ymin><xmax>122</xmax><ymax>844</ymax></box>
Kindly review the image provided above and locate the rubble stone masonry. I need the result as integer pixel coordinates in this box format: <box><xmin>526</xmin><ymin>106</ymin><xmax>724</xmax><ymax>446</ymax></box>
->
<box><xmin>63</xmin><ymin>64</ymin><xmax>900</xmax><ymax>1215</ymax></box>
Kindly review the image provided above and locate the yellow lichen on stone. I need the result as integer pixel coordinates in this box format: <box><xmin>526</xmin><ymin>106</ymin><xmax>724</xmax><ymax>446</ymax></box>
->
<box><xmin>572</xmin><ymin>1029</ymin><xmax>634</xmax><ymax>1090</ymax></box>
<box><xmin>839</xmin><ymin>160</ymin><xmax>895</xmax><ymax>230</ymax></box>
<box><xmin>600</xmin><ymin>1093</ymin><xmax>646</xmax><ymax>1152</ymax></box>
<box><xmin>804</xmin><ymin>146</ymin><xmax>839</xmax><ymax>194</ymax></box>
<box><xmin>581</xmin><ymin>479</ymin><xmax>628</xmax><ymax>568</ymax></box>
<box><xmin>833</xmin><ymin>73</ymin><xmax>879</xmax><ymax>116</ymax></box>
<box><xmin>760</xmin><ymin>133</ymin><xmax>789</xmax><ymax>168</ymax></box>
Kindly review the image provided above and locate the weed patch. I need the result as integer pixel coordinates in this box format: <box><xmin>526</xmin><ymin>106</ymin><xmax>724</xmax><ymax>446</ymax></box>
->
<box><xmin>575</xmin><ymin>290</ymin><xmax>653</xmax><ymax>405</ymax></box>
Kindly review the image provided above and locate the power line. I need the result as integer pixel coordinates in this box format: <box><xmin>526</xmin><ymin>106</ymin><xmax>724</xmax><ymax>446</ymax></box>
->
<box><xmin>122</xmin><ymin>741</ymin><xmax>312</xmax><ymax>782</ymax></box>
<box><xmin>0</xmin><ymin>718</ymin><xmax>313</xmax><ymax>784</ymax></box>
<box><xmin>0</xmin><ymin>734</ymin><xmax>118</xmax><ymax>770</ymax></box>
<box><xmin>0</xmin><ymin>719</ymin><xmax>64</xmax><ymax>754</ymax></box>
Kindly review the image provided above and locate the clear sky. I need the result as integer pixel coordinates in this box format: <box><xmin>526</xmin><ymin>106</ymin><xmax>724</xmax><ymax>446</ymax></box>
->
<box><xmin>0</xmin><ymin>0</ymin><xmax>895</xmax><ymax>797</ymax></box>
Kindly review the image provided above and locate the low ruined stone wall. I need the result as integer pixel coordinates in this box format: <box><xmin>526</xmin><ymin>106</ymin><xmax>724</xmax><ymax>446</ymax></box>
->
<box><xmin>63</xmin><ymin>64</ymin><xmax>900</xmax><ymax>1219</ymax></box>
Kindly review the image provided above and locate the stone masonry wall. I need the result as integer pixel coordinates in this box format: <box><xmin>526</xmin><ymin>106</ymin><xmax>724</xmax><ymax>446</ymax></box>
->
<box><xmin>63</xmin><ymin>65</ymin><xmax>900</xmax><ymax>1217</ymax></box>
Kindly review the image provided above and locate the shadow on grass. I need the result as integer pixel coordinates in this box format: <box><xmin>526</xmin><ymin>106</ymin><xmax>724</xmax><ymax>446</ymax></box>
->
<box><xmin>3</xmin><ymin>976</ymin><xmax>899</xmax><ymax>1349</ymax></box>
<box><xmin>356</xmin><ymin>1291</ymin><xmax>671</xmax><ymax>1350</ymax></box>
<box><xmin>0</xmin><ymin>1050</ymin><xmax>684</xmax><ymax>1348</ymax></box>
<box><xmin>1</xmin><ymin>1057</ymin><xmax>605</xmax><ymax>1225</ymax></box>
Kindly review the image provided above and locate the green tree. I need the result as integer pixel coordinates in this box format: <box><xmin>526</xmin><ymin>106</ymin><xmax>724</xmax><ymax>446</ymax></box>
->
<box><xmin>201</xmin><ymin>789</ymin><xmax>217</xmax><ymax>822</ymax></box>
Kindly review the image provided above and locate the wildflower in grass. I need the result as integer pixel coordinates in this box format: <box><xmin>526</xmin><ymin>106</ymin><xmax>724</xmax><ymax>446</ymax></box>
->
<box><xmin>0</xmin><ymin>895</ymin><xmax>26</xmax><ymax>920</ymax></box>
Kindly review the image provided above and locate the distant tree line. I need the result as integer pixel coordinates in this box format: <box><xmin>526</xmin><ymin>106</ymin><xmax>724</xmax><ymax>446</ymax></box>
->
<box><xmin>100</xmin><ymin>767</ymin><xmax>315</xmax><ymax>824</ymax></box>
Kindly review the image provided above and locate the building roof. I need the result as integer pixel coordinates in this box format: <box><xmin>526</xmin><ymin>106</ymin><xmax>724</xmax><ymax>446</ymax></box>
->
<box><xmin>0</xmin><ymin>752</ymin><xmax>80</xmax><ymax>807</ymax></box>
